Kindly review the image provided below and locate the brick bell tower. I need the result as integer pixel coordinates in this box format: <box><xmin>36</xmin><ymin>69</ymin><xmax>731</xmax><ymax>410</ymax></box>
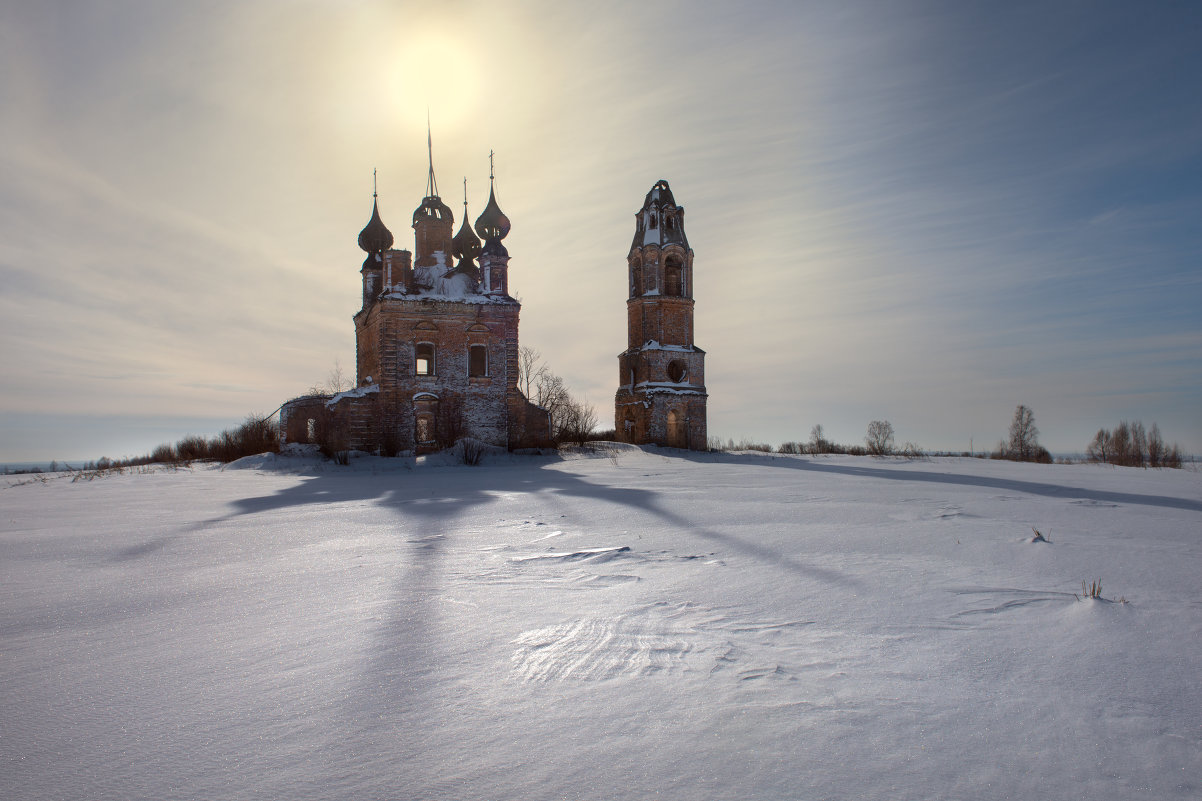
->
<box><xmin>615</xmin><ymin>180</ymin><xmax>707</xmax><ymax>449</ymax></box>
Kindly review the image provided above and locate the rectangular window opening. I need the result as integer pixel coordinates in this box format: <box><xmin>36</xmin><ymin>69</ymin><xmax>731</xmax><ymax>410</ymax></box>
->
<box><xmin>469</xmin><ymin>345</ymin><xmax>487</xmax><ymax>377</ymax></box>
<box><xmin>416</xmin><ymin>343</ymin><xmax>435</xmax><ymax>376</ymax></box>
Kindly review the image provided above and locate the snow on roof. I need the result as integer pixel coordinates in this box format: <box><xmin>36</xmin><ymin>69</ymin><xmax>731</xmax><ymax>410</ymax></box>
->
<box><xmin>641</xmin><ymin>340</ymin><xmax>696</xmax><ymax>352</ymax></box>
<box><xmin>326</xmin><ymin>383</ymin><xmax>379</xmax><ymax>407</ymax></box>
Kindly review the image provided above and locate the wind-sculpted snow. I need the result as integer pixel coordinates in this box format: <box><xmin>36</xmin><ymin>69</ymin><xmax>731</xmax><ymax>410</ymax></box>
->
<box><xmin>2</xmin><ymin>449</ymin><xmax>1200</xmax><ymax>800</ymax></box>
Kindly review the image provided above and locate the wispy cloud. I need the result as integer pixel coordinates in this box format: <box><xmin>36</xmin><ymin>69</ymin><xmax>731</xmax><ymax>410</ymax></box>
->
<box><xmin>1</xmin><ymin>0</ymin><xmax>1199</xmax><ymax>460</ymax></box>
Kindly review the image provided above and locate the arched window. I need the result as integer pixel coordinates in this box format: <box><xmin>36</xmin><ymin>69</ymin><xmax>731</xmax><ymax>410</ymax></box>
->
<box><xmin>665</xmin><ymin>255</ymin><xmax>683</xmax><ymax>297</ymax></box>
<box><xmin>667</xmin><ymin>360</ymin><xmax>686</xmax><ymax>383</ymax></box>
<box><xmin>631</xmin><ymin>263</ymin><xmax>642</xmax><ymax>297</ymax></box>
<box><xmin>416</xmin><ymin>343</ymin><xmax>435</xmax><ymax>376</ymax></box>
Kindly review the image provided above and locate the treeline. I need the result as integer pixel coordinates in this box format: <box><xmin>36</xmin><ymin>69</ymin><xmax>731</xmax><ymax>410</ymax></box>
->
<box><xmin>1086</xmin><ymin>421</ymin><xmax>1183</xmax><ymax>468</ymax></box>
<box><xmin>88</xmin><ymin>415</ymin><xmax>280</xmax><ymax>471</ymax></box>
<box><xmin>711</xmin><ymin>406</ymin><xmax>1188</xmax><ymax>469</ymax></box>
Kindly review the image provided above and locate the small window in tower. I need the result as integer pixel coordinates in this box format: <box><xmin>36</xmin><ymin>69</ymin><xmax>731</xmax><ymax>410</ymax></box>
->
<box><xmin>632</xmin><ymin>264</ymin><xmax>642</xmax><ymax>296</ymax></box>
<box><xmin>665</xmin><ymin>256</ymin><xmax>683</xmax><ymax>296</ymax></box>
<box><xmin>667</xmin><ymin>360</ymin><xmax>686</xmax><ymax>383</ymax></box>
<box><xmin>416</xmin><ymin>343</ymin><xmax>435</xmax><ymax>376</ymax></box>
<box><xmin>649</xmin><ymin>213</ymin><xmax>657</xmax><ymax>228</ymax></box>
<box><xmin>469</xmin><ymin>345</ymin><xmax>487</xmax><ymax>377</ymax></box>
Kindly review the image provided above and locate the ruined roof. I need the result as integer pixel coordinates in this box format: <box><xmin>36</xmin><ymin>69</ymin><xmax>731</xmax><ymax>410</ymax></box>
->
<box><xmin>631</xmin><ymin>179</ymin><xmax>688</xmax><ymax>252</ymax></box>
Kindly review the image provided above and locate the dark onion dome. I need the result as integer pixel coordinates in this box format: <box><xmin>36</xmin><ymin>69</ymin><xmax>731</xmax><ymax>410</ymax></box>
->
<box><xmin>452</xmin><ymin>213</ymin><xmax>482</xmax><ymax>263</ymax></box>
<box><xmin>413</xmin><ymin>195</ymin><xmax>454</xmax><ymax>227</ymax></box>
<box><xmin>474</xmin><ymin>186</ymin><xmax>511</xmax><ymax>243</ymax></box>
<box><xmin>358</xmin><ymin>198</ymin><xmax>394</xmax><ymax>253</ymax></box>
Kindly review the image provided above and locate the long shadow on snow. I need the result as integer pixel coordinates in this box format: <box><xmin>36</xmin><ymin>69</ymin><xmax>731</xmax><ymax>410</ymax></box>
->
<box><xmin>667</xmin><ymin>450</ymin><xmax>1202</xmax><ymax>514</ymax></box>
<box><xmin>198</xmin><ymin>455</ymin><xmax>857</xmax><ymax>795</ymax></box>
<box><xmin>203</xmin><ymin>454</ymin><xmax>857</xmax><ymax>588</ymax></box>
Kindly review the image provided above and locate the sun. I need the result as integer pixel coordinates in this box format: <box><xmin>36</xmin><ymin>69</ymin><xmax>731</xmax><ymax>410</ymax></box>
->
<box><xmin>385</xmin><ymin>32</ymin><xmax>482</xmax><ymax>132</ymax></box>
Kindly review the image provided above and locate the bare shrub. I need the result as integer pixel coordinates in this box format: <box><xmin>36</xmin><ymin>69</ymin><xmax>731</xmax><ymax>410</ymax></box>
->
<box><xmin>777</xmin><ymin>441</ymin><xmax>801</xmax><ymax>454</ymax></box>
<box><xmin>176</xmin><ymin>435</ymin><xmax>209</xmax><ymax>462</ymax></box>
<box><xmin>151</xmin><ymin>444</ymin><xmax>178</xmax><ymax>464</ymax></box>
<box><xmin>458</xmin><ymin>438</ymin><xmax>486</xmax><ymax>466</ymax></box>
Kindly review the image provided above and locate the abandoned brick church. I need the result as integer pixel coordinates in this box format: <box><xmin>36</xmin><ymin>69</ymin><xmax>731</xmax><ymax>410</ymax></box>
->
<box><xmin>280</xmin><ymin>148</ymin><xmax>706</xmax><ymax>453</ymax></box>
<box><xmin>280</xmin><ymin>149</ymin><xmax>549</xmax><ymax>454</ymax></box>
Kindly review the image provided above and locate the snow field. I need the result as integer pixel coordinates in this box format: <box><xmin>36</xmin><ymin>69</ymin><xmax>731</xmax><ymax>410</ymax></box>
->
<box><xmin>2</xmin><ymin>447</ymin><xmax>1200</xmax><ymax>800</ymax></box>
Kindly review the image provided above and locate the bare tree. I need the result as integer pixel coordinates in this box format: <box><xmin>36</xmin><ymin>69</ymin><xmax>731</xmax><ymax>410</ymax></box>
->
<box><xmin>1129</xmin><ymin>421</ymin><xmax>1147</xmax><ymax>467</ymax></box>
<box><xmin>517</xmin><ymin>346</ymin><xmax>547</xmax><ymax>401</ymax></box>
<box><xmin>1086</xmin><ymin>428</ymin><xmax>1111</xmax><ymax>463</ymax></box>
<box><xmin>1006</xmin><ymin>404</ymin><xmax>1040</xmax><ymax>461</ymax></box>
<box><xmin>308</xmin><ymin>358</ymin><xmax>354</xmax><ymax>396</ymax></box>
<box><xmin>865</xmin><ymin>420</ymin><xmax>895</xmax><ymax>456</ymax></box>
<box><xmin>1147</xmin><ymin>423</ymin><xmax>1165</xmax><ymax>468</ymax></box>
<box><xmin>559</xmin><ymin>397</ymin><xmax>599</xmax><ymax>446</ymax></box>
<box><xmin>809</xmin><ymin>424</ymin><xmax>830</xmax><ymax>455</ymax></box>
<box><xmin>1110</xmin><ymin>421</ymin><xmax>1132</xmax><ymax>465</ymax></box>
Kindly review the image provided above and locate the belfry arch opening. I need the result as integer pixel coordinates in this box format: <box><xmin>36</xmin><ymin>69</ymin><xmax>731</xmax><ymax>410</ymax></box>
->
<box><xmin>665</xmin><ymin>255</ymin><xmax>683</xmax><ymax>297</ymax></box>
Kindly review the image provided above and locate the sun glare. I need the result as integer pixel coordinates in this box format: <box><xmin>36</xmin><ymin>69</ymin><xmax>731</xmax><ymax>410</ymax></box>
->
<box><xmin>386</xmin><ymin>32</ymin><xmax>482</xmax><ymax>131</ymax></box>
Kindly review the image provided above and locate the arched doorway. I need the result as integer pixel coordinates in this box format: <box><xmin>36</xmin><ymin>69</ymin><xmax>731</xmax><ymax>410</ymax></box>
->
<box><xmin>667</xmin><ymin>409</ymin><xmax>686</xmax><ymax>449</ymax></box>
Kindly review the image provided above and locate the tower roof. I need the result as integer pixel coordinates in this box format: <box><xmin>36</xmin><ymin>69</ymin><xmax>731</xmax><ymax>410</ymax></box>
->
<box><xmin>414</xmin><ymin>121</ymin><xmax>454</xmax><ymax>227</ymax></box>
<box><xmin>357</xmin><ymin>196</ymin><xmax>394</xmax><ymax>253</ymax></box>
<box><xmin>474</xmin><ymin>185</ymin><xmax>511</xmax><ymax>243</ymax></box>
<box><xmin>452</xmin><ymin>179</ymin><xmax>483</xmax><ymax>264</ymax></box>
<box><xmin>632</xmin><ymin>179</ymin><xmax>688</xmax><ymax>251</ymax></box>
<box><xmin>643</xmin><ymin>179</ymin><xmax>676</xmax><ymax>208</ymax></box>
<box><xmin>475</xmin><ymin>153</ymin><xmax>511</xmax><ymax>257</ymax></box>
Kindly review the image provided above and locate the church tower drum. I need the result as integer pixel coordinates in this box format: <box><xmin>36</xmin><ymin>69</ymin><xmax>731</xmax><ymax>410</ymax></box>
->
<box><xmin>615</xmin><ymin>180</ymin><xmax>707</xmax><ymax>449</ymax></box>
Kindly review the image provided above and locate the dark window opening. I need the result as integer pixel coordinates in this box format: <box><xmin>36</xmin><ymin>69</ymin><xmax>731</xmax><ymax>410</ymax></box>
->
<box><xmin>667</xmin><ymin>360</ymin><xmax>686</xmax><ymax>383</ymax></box>
<box><xmin>469</xmin><ymin>345</ymin><xmax>487</xmax><ymax>377</ymax></box>
<box><xmin>665</xmin><ymin>256</ymin><xmax>683</xmax><ymax>296</ymax></box>
<box><xmin>416</xmin><ymin>343</ymin><xmax>435</xmax><ymax>376</ymax></box>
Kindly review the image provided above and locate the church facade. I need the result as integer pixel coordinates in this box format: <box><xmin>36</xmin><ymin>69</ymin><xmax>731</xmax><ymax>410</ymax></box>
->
<box><xmin>614</xmin><ymin>180</ymin><xmax>708</xmax><ymax>449</ymax></box>
<box><xmin>280</xmin><ymin>153</ymin><xmax>549</xmax><ymax>454</ymax></box>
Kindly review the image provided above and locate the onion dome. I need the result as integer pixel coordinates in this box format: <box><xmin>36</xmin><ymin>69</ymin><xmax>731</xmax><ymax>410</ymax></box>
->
<box><xmin>474</xmin><ymin>185</ymin><xmax>510</xmax><ymax>243</ymax></box>
<box><xmin>358</xmin><ymin>197</ymin><xmax>394</xmax><ymax>253</ymax></box>
<box><xmin>452</xmin><ymin>211</ymin><xmax>482</xmax><ymax>264</ymax></box>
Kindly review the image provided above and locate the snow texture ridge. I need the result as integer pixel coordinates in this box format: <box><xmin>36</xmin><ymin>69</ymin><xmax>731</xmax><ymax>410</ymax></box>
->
<box><xmin>2</xmin><ymin>449</ymin><xmax>1200</xmax><ymax>800</ymax></box>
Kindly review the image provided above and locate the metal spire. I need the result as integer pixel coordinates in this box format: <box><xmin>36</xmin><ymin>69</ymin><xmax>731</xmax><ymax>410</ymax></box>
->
<box><xmin>425</xmin><ymin>113</ymin><xmax>439</xmax><ymax>198</ymax></box>
<box><xmin>373</xmin><ymin>167</ymin><xmax>377</xmax><ymax>198</ymax></box>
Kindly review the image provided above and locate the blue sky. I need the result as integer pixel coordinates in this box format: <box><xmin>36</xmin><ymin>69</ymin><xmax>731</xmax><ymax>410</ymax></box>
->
<box><xmin>1</xmin><ymin>0</ymin><xmax>1199</xmax><ymax>462</ymax></box>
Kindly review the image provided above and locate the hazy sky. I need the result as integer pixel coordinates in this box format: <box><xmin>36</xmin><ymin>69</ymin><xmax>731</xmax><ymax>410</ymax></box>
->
<box><xmin>2</xmin><ymin>0</ymin><xmax>1200</xmax><ymax>462</ymax></box>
